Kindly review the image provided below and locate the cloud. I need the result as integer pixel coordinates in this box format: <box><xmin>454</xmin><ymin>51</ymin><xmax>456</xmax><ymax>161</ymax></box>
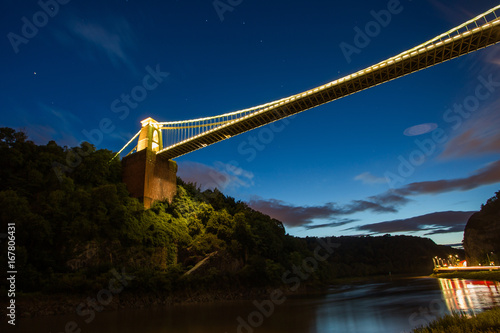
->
<box><xmin>427</xmin><ymin>1</ymin><xmax>474</xmax><ymax>26</ymax></box>
<box><xmin>247</xmin><ymin>195</ymin><xmax>405</xmax><ymax>228</ymax></box>
<box><xmin>23</xmin><ymin>104</ymin><xmax>82</xmax><ymax>146</ymax></box>
<box><xmin>356</xmin><ymin>160</ymin><xmax>500</xmax><ymax>216</ymax></box>
<box><xmin>441</xmin><ymin>243</ymin><xmax>464</xmax><ymax>248</ymax></box>
<box><xmin>370</xmin><ymin>192</ymin><xmax>411</xmax><ymax>206</ymax></box>
<box><xmin>177</xmin><ymin>161</ymin><xmax>254</xmax><ymax>191</ymax></box>
<box><xmin>26</xmin><ymin>125</ymin><xmax>79</xmax><ymax>147</ymax></box>
<box><xmin>350</xmin><ymin>211</ymin><xmax>476</xmax><ymax>235</ymax></box>
<box><xmin>40</xmin><ymin>103</ymin><xmax>83</xmax><ymax>128</ymax></box>
<box><xmin>344</xmin><ymin>200</ymin><xmax>397</xmax><ymax>213</ymax></box>
<box><xmin>59</xmin><ymin>16</ymin><xmax>137</xmax><ymax>71</ymax></box>
<box><xmin>247</xmin><ymin>158</ymin><xmax>499</xmax><ymax>229</ymax></box>
<box><xmin>109</xmin><ymin>131</ymin><xmax>134</xmax><ymax>144</ymax></box>
<box><xmin>354</xmin><ymin>172</ymin><xmax>387</xmax><ymax>184</ymax></box>
<box><xmin>403</xmin><ymin>123</ymin><xmax>438</xmax><ymax>136</ymax></box>
<box><xmin>247</xmin><ymin>199</ymin><xmax>343</xmax><ymax>227</ymax></box>
<box><xmin>424</xmin><ymin>224</ymin><xmax>467</xmax><ymax>235</ymax></box>
<box><xmin>304</xmin><ymin>219</ymin><xmax>358</xmax><ymax>230</ymax></box>
<box><xmin>394</xmin><ymin>160</ymin><xmax>500</xmax><ymax>196</ymax></box>
<box><xmin>441</xmin><ymin>99</ymin><xmax>500</xmax><ymax>159</ymax></box>
<box><xmin>483</xmin><ymin>45</ymin><xmax>500</xmax><ymax>67</ymax></box>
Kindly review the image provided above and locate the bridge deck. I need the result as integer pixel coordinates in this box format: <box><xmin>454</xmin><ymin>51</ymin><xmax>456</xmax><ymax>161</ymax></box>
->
<box><xmin>154</xmin><ymin>17</ymin><xmax>500</xmax><ymax>160</ymax></box>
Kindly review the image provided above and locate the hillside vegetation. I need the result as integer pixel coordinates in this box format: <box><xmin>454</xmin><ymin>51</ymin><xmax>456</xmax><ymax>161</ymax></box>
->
<box><xmin>0</xmin><ymin>128</ymin><xmax>460</xmax><ymax>296</ymax></box>
<box><xmin>463</xmin><ymin>191</ymin><xmax>500</xmax><ymax>266</ymax></box>
<box><xmin>412</xmin><ymin>307</ymin><xmax>500</xmax><ymax>333</ymax></box>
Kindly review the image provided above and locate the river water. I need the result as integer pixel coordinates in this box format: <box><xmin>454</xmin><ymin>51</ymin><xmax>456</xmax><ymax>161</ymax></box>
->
<box><xmin>14</xmin><ymin>277</ymin><xmax>500</xmax><ymax>333</ymax></box>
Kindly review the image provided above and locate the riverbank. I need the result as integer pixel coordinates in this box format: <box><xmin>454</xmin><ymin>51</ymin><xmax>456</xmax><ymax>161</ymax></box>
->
<box><xmin>11</xmin><ymin>283</ymin><xmax>330</xmax><ymax>319</ymax></box>
<box><xmin>411</xmin><ymin>306</ymin><xmax>500</xmax><ymax>332</ymax></box>
<box><xmin>10</xmin><ymin>288</ymin><xmax>272</xmax><ymax>319</ymax></box>
<box><xmin>432</xmin><ymin>271</ymin><xmax>500</xmax><ymax>281</ymax></box>
<box><xmin>9</xmin><ymin>273</ymin><xmax>417</xmax><ymax>319</ymax></box>
<box><xmin>327</xmin><ymin>272</ymin><xmax>423</xmax><ymax>285</ymax></box>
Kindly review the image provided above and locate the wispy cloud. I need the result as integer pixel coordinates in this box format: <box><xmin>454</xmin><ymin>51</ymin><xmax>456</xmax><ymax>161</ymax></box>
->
<box><xmin>248</xmin><ymin>160</ymin><xmax>499</xmax><ymax>229</ymax></box>
<box><xmin>26</xmin><ymin>124</ymin><xmax>79</xmax><ymax>147</ymax></box>
<box><xmin>441</xmin><ymin>98</ymin><xmax>500</xmax><ymax>159</ymax></box>
<box><xmin>393</xmin><ymin>159</ymin><xmax>500</xmax><ymax>196</ymax></box>
<box><xmin>57</xmin><ymin>16</ymin><xmax>137</xmax><ymax>72</ymax></box>
<box><xmin>354</xmin><ymin>172</ymin><xmax>387</xmax><ymax>185</ymax></box>
<box><xmin>403</xmin><ymin>123</ymin><xmax>438</xmax><ymax>137</ymax></box>
<box><xmin>178</xmin><ymin>161</ymin><xmax>254</xmax><ymax>191</ymax></box>
<box><xmin>304</xmin><ymin>219</ymin><xmax>358</xmax><ymax>230</ymax></box>
<box><xmin>39</xmin><ymin>103</ymin><xmax>83</xmax><ymax>128</ymax></box>
<box><xmin>370</xmin><ymin>192</ymin><xmax>411</xmax><ymax>206</ymax></box>
<box><xmin>349</xmin><ymin>210</ymin><xmax>475</xmax><ymax>235</ymax></box>
<box><xmin>247</xmin><ymin>199</ymin><xmax>343</xmax><ymax>227</ymax></box>
<box><xmin>345</xmin><ymin>200</ymin><xmax>397</xmax><ymax>213</ymax></box>
<box><xmin>23</xmin><ymin>104</ymin><xmax>82</xmax><ymax>146</ymax></box>
<box><xmin>428</xmin><ymin>1</ymin><xmax>475</xmax><ymax>26</ymax></box>
<box><xmin>247</xmin><ymin>195</ymin><xmax>405</xmax><ymax>228</ymax></box>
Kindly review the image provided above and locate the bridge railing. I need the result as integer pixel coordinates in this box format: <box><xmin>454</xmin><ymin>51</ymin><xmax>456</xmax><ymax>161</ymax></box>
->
<box><xmin>156</xmin><ymin>97</ymin><xmax>288</xmax><ymax>149</ymax></box>
<box><xmin>391</xmin><ymin>4</ymin><xmax>499</xmax><ymax>60</ymax></box>
<box><xmin>154</xmin><ymin>5</ymin><xmax>500</xmax><ymax>155</ymax></box>
<box><xmin>113</xmin><ymin>4</ymin><xmax>500</xmax><ymax>161</ymax></box>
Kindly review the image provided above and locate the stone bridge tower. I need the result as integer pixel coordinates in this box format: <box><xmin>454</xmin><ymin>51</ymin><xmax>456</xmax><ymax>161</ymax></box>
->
<box><xmin>121</xmin><ymin>118</ymin><xmax>177</xmax><ymax>208</ymax></box>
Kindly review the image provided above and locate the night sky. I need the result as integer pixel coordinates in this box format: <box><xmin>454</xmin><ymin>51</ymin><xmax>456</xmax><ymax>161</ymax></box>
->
<box><xmin>2</xmin><ymin>0</ymin><xmax>500</xmax><ymax>246</ymax></box>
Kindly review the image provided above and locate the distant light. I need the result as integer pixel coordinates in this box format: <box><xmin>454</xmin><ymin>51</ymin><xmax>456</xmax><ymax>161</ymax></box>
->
<box><xmin>403</xmin><ymin>123</ymin><xmax>438</xmax><ymax>136</ymax></box>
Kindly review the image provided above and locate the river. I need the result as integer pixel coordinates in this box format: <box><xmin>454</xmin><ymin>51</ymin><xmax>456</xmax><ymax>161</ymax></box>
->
<box><xmin>13</xmin><ymin>277</ymin><xmax>500</xmax><ymax>333</ymax></box>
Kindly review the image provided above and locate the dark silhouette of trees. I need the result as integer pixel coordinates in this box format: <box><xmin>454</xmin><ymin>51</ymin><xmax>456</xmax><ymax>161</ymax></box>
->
<box><xmin>464</xmin><ymin>191</ymin><xmax>500</xmax><ymax>265</ymax></box>
<box><xmin>0</xmin><ymin>128</ymin><xmax>460</xmax><ymax>295</ymax></box>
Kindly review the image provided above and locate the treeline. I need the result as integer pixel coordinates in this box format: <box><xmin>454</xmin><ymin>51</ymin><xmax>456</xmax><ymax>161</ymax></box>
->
<box><xmin>463</xmin><ymin>190</ymin><xmax>500</xmax><ymax>265</ymax></box>
<box><xmin>0</xmin><ymin>128</ymin><xmax>460</xmax><ymax>296</ymax></box>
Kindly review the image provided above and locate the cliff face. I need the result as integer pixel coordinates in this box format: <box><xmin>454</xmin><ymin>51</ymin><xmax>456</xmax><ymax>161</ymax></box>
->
<box><xmin>463</xmin><ymin>192</ymin><xmax>500</xmax><ymax>266</ymax></box>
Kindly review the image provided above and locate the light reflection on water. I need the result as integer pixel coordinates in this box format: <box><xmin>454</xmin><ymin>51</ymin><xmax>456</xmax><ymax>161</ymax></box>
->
<box><xmin>10</xmin><ymin>278</ymin><xmax>500</xmax><ymax>333</ymax></box>
<box><xmin>439</xmin><ymin>278</ymin><xmax>500</xmax><ymax>315</ymax></box>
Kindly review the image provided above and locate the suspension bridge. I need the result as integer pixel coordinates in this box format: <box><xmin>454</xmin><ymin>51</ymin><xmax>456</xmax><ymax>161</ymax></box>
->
<box><xmin>116</xmin><ymin>5</ymin><xmax>500</xmax><ymax>208</ymax></box>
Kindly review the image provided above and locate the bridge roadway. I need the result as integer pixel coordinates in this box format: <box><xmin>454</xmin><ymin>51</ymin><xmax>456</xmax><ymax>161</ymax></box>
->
<box><xmin>155</xmin><ymin>13</ymin><xmax>500</xmax><ymax>160</ymax></box>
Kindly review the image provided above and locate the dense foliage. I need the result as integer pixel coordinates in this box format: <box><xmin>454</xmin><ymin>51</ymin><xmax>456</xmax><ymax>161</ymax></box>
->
<box><xmin>463</xmin><ymin>191</ymin><xmax>500</xmax><ymax>265</ymax></box>
<box><xmin>0</xmin><ymin>128</ymin><xmax>459</xmax><ymax>296</ymax></box>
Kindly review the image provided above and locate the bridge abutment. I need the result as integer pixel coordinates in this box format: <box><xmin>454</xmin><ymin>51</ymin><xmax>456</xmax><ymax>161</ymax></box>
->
<box><xmin>122</xmin><ymin>149</ymin><xmax>177</xmax><ymax>208</ymax></box>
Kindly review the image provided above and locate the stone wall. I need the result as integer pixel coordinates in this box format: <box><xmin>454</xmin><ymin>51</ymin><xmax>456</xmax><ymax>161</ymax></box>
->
<box><xmin>122</xmin><ymin>150</ymin><xmax>177</xmax><ymax>208</ymax></box>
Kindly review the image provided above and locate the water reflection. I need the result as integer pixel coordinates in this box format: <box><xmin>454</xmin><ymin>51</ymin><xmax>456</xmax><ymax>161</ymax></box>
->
<box><xmin>439</xmin><ymin>278</ymin><xmax>500</xmax><ymax>315</ymax></box>
<box><xmin>8</xmin><ymin>278</ymin><xmax>500</xmax><ymax>333</ymax></box>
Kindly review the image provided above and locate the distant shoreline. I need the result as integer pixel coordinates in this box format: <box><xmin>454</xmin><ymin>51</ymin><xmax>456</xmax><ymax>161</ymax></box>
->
<box><xmin>431</xmin><ymin>271</ymin><xmax>500</xmax><ymax>281</ymax></box>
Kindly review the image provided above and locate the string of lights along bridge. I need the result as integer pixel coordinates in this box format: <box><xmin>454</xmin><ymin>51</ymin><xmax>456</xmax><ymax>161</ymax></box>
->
<box><xmin>117</xmin><ymin>5</ymin><xmax>500</xmax><ymax>208</ymax></box>
<box><xmin>116</xmin><ymin>4</ymin><xmax>500</xmax><ymax>162</ymax></box>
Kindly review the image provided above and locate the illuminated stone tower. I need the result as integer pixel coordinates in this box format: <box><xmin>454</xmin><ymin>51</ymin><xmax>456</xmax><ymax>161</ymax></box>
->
<box><xmin>122</xmin><ymin>118</ymin><xmax>177</xmax><ymax>208</ymax></box>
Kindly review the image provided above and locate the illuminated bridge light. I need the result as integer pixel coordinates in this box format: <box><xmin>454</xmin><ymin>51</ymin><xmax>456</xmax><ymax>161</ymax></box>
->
<box><xmin>113</xmin><ymin>5</ymin><xmax>500</xmax><ymax>161</ymax></box>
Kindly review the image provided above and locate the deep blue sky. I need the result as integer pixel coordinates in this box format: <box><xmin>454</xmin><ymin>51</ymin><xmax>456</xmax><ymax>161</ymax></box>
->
<box><xmin>2</xmin><ymin>0</ymin><xmax>500</xmax><ymax>245</ymax></box>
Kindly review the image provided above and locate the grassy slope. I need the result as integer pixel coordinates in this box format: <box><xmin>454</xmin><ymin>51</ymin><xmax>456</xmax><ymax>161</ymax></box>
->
<box><xmin>412</xmin><ymin>307</ymin><xmax>500</xmax><ymax>333</ymax></box>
